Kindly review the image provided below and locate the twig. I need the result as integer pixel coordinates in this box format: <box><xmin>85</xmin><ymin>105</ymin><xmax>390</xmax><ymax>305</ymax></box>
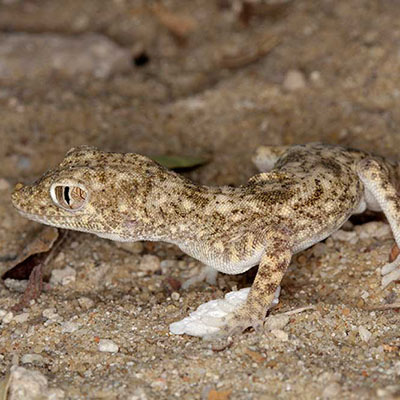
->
<box><xmin>274</xmin><ymin>305</ymin><xmax>316</xmax><ymax>316</ymax></box>
<box><xmin>367</xmin><ymin>303</ymin><xmax>400</xmax><ymax>311</ymax></box>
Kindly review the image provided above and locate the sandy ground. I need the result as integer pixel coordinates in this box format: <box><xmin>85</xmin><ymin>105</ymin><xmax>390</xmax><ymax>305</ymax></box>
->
<box><xmin>0</xmin><ymin>0</ymin><xmax>400</xmax><ymax>399</ymax></box>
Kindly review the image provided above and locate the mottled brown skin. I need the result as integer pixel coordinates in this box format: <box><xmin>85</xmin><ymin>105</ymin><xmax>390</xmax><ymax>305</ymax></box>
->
<box><xmin>11</xmin><ymin>143</ymin><xmax>400</xmax><ymax>337</ymax></box>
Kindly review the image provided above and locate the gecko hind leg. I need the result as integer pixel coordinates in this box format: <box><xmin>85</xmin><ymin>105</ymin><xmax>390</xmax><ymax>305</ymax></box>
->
<box><xmin>357</xmin><ymin>158</ymin><xmax>400</xmax><ymax>287</ymax></box>
<box><xmin>205</xmin><ymin>229</ymin><xmax>292</xmax><ymax>339</ymax></box>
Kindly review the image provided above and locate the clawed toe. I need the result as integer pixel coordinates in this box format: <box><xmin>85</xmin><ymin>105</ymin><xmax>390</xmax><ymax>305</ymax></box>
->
<box><xmin>203</xmin><ymin>312</ymin><xmax>264</xmax><ymax>340</ymax></box>
<box><xmin>381</xmin><ymin>258</ymin><xmax>400</xmax><ymax>287</ymax></box>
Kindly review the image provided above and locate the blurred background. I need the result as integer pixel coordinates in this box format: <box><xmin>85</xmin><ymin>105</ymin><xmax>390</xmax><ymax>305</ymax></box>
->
<box><xmin>1</xmin><ymin>0</ymin><xmax>400</xmax><ymax>187</ymax></box>
<box><xmin>1</xmin><ymin>2</ymin><xmax>400</xmax><ymax>399</ymax></box>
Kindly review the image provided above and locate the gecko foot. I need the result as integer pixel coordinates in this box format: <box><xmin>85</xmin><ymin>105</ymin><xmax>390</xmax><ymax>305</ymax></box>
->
<box><xmin>381</xmin><ymin>264</ymin><xmax>400</xmax><ymax>288</ymax></box>
<box><xmin>381</xmin><ymin>255</ymin><xmax>400</xmax><ymax>288</ymax></box>
<box><xmin>203</xmin><ymin>305</ymin><xmax>265</xmax><ymax>340</ymax></box>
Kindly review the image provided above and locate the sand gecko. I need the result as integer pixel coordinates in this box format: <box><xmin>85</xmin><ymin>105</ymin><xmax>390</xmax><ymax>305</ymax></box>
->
<box><xmin>11</xmin><ymin>143</ymin><xmax>400</xmax><ymax>337</ymax></box>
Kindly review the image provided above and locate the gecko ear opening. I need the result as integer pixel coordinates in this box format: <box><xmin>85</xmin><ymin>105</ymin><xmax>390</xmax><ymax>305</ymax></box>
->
<box><xmin>50</xmin><ymin>183</ymin><xmax>88</xmax><ymax>211</ymax></box>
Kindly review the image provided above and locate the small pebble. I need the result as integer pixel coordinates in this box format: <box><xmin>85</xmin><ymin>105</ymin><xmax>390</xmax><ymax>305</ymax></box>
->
<box><xmin>4</xmin><ymin>278</ymin><xmax>28</xmax><ymax>293</ymax></box>
<box><xmin>116</xmin><ymin>241</ymin><xmax>144</xmax><ymax>254</ymax></box>
<box><xmin>312</xmin><ymin>243</ymin><xmax>328</xmax><ymax>258</ymax></box>
<box><xmin>42</xmin><ymin>308</ymin><xmax>58</xmax><ymax>319</ymax></box>
<box><xmin>171</xmin><ymin>292</ymin><xmax>180</xmax><ymax>301</ymax></box>
<box><xmin>310</xmin><ymin>70</ymin><xmax>322</xmax><ymax>83</ymax></box>
<box><xmin>331</xmin><ymin>229</ymin><xmax>358</xmax><ymax>244</ymax></box>
<box><xmin>61</xmin><ymin>321</ymin><xmax>81</xmax><ymax>333</ymax></box>
<box><xmin>361</xmin><ymin>290</ymin><xmax>370</xmax><ymax>300</ymax></box>
<box><xmin>50</xmin><ymin>266</ymin><xmax>76</xmax><ymax>286</ymax></box>
<box><xmin>0</xmin><ymin>178</ymin><xmax>10</xmax><ymax>190</ymax></box>
<box><xmin>8</xmin><ymin>365</ymin><xmax>65</xmax><ymax>399</ymax></box>
<box><xmin>358</xmin><ymin>326</ymin><xmax>372</xmax><ymax>342</ymax></box>
<box><xmin>322</xmin><ymin>382</ymin><xmax>341</xmax><ymax>399</ymax></box>
<box><xmin>271</xmin><ymin>329</ymin><xmax>289</xmax><ymax>341</ymax></box>
<box><xmin>355</xmin><ymin>221</ymin><xmax>391</xmax><ymax>239</ymax></box>
<box><xmin>2</xmin><ymin>311</ymin><xmax>14</xmax><ymax>324</ymax></box>
<box><xmin>78</xmin><ymin>297</ymin><xmax>94</xmax><ymax>310</ymax></box>
<box><xmin>54</xmin><ymin>251</ymin><xmax>65</xmax><ymax>264</ymax></box>
<box><xmin>160</xmin><ymin>259</ymin><xmax>176</xmax><ymax>274</ymax></box>
<box><xmin>42</xmin><ymin>308</ymin><xmax>62</xmax><ymax>323</ymax></box>
<box><xmin>98</xmin><ymin>339</ymin><xmax>119</xmax><ymax>353</ymax></box>
<box><xmin>14</xmin><ymin>313</ymin><xmax>30</xmax><ymax>323</ymax></box>
<box><xmin>21</xmin><ymin>354</ymin><xmax>45</xmax><ymax>365</ymax></box>
<box><xmin>283</xmin><ymin>70</ymin><xmax>306</xmax><ymax>91</ymax></box>
<box><xmin>139</xmin><ymin>254</ymin><xmax>161</xmax><ymax>273</ymax></box>
<box><xmin>265</xmin><ymin>314</ymin><xmax>290</xmax><ymax>331</ymax></box>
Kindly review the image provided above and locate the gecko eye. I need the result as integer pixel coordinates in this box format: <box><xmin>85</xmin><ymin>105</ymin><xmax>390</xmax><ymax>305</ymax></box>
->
<box><xmin>50</xmin><ymin>184</ymin><xmax>88</xmax><ymax>211</ymax></box>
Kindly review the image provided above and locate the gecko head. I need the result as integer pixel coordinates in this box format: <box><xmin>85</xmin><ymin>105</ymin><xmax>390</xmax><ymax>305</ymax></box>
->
<box><xmin>11</xmin><ymin>146</ymin><xmax>168</xmax><ymax>237</ymax></box>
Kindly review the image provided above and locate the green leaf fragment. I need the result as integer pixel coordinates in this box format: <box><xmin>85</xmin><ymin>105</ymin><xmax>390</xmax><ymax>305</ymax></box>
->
<box><xmin>151</xmin><ymin>155</ymin><xmax>208</xmax><ymax>170</ymax></box>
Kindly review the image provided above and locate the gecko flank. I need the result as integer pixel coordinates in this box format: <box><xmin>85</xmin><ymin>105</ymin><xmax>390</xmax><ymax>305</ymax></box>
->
<box><xmin>11</xmin><ymin>143</ymin><xmax>400</xmax><ymax>337</ymax></box>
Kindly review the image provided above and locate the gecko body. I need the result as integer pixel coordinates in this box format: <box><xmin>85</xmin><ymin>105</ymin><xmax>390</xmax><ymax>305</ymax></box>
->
<box><xmin>11</xmin><ymin>143</ymin><xmax>400</xmax><ymax>337</ymax></box>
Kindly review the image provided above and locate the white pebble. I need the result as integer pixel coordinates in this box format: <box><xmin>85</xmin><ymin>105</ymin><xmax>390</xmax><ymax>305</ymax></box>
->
<box><xmin>355</xmin><ymin>221</ymin><xmax>391</xmax><ymax>240</ymax></box>
<box><xmin>331</xmin><ymin>229</ymin><xmax>358</xmax><ymax>244</ymax></box>
<box><xmin>160</xmin><ymin>259</ymin><xmax>176</xmax><ymax>274</ymax></box>
<box><xmin>361</xmin><ymin>290</ymin><xmax>370</xmax><ymax>300</ymax></box>
<box><xmin>78</xmin><ymin>297</ymin><xmax>94</xmax><ymax>310</ymax></box>
<box><xmin>4</xmin><ymin>279</ymin><xmax>28</xmax><ymax>293</ymax></box>
<box><xmin>283</xmin><ymin>70</ymin><xmax>306</xmax><ymax>91</ymax></box>
<box><xmin>139</xmin><ymin>255</ymin><xmax>161</xmax><ymax>273</ymax></box>
<box><xmin>2</xmin><ymin>311</ymin><xmax>14</xmax><ymax>324</ymax></box>
<box><xmin>42</xmin><ymin>308</ymin><xmax>58</xmax><ymax>319</ymax></box>
<box><xmin>54</xmin><ymin>251</ymin><xmax>65</xmax><ymax>264</ymax></box>
<box><xmin>50</xmin><ymin>266</ymin><xmax>76</xmax><ymax>286</ymax></box>
<box><xmin>42</xmin><ymin>308</ymin><xmax>62</xmax><ymax>323</ymax></box>
<box><xmin>21</xmin><ymin>354</ymin><xmax>45</xmax><ymax>365</ymax></box>
<box><xmin>310</xmin><ymin>70</ymin><xmax>321</xmax><ymax>83</ymax></box>
<box><xmin>14</xmin><ymin>313</ymin><xmax>30</xmax><ymax>324</ymax></box>
<box><xmin>271</xmin><ymin>329</ymin><xmax>289</xmax><ymax>341</ymax></box>
<box><xmin>61</xmin><ymin>321</ymin><xmax>81</xmax><ymax>333</ymax></box>
<box><xmin>98</xmin><ymin>339</ymin><xmax>119</xmax><ymax>353</ymax></box>
<box><xmin>9</xmin><ymin>366</ymin><xmax>47</xmax><ymax>397</ymax></box>
<box><xmin>8</xmin><ymin>365</ymin><xmax>65</xmax><ymax>399</ymax></box>
<box><xmin>171</xmin><ymin>292</ymin><xmax>180</xmax><ymax>301</ymax></box>
<box><xmin>359</xmin><ymin>326</ymin><xmax>372</xmax><ymax>342</ymax></box>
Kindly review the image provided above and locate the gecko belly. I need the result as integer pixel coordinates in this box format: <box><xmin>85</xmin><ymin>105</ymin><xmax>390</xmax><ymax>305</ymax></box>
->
<box><xmin>214</xmin><ymin>250</ymin><xmax>265</xmax><ymax>274</ymax></box>
<box><xmin>193</xmin><ymin>247</ymin><xmax>265</xmax><ymax>275</ymax></box>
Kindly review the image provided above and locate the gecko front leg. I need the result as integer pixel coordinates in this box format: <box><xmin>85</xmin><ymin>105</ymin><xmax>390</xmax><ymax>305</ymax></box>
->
<box><xmin>357</xmin><ymin>158</ymin><xmax>400</xmax><ymax>287</ymax></box>
<box><xmin>206</xmin><ymin>229</ymin><xmax>292</xmax><ymax>339</ymax></box>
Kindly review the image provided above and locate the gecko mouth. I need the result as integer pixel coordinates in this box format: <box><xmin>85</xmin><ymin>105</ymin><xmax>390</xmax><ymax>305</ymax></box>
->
<box><xmin>13</xmin><ymin>208</ymin><xmax>90</xmax><ymax>225</ymax></box>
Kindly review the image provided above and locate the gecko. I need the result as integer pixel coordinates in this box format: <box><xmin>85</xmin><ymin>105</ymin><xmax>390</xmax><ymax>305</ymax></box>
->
<box><xmin>10</xmin><ymin>143</ymin><xmax>400</xmax><ymax>337</ymax></box>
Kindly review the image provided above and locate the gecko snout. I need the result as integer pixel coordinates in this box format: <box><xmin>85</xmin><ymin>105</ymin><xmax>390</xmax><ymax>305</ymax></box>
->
<box><xmin>11</xmin><ymin>182</ymin><xmax>31</xmax><ymax>211</ymax></box>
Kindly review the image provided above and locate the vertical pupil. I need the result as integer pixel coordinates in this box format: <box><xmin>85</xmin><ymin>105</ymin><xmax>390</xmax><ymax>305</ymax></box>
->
<box><xmin>64</xmin><ymin>186</ymin><xmax>71</xmax><ymax>205</ymax></box>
